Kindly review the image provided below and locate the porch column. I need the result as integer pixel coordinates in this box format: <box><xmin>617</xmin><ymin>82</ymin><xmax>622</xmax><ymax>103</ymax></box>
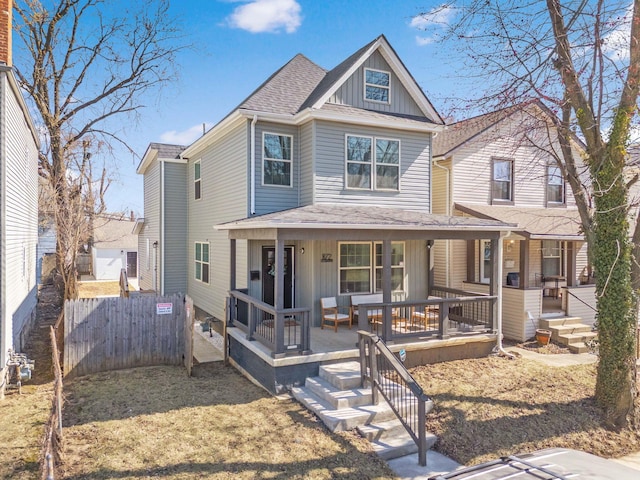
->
<box><xmin>274</xmin><ymin>238</ymin><xmax>285</xmax><ymax>355</ymax></box>
<box><xmin>519</xmin><ymin>239</ymin><xmax>529</xmax><ymax>289</ymax></box>
<box><xmin>382</xmin><ymin>239</ymin><xmax>393</xmax><ymax>340</ymax></box>
<box><xmin>567</xmin><ymin>241</ymin><xmax>576</xmax><ymax>287</ymax></box>
<box><xmin>489</xmin><ymin>235</ymin><xmax>504</xmax><ymax>333</ymax></box>
<box><xmin>230</xmin><ymin>239</ymin><xmax>236</xmax><ymax>291</ymax></box>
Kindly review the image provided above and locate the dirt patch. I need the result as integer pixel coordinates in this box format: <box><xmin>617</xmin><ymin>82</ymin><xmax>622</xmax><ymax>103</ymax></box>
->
<box><xmin>61</xmin><ymin>364</ymin><xmax>396</xmax><ymax>479</ymax></box>
<box><xmin>504</xmin><ymin>338</ymin><xmax>572</xmax><ymax>355</ymax></box>
<box><xmin>411</xmin><ymin>356</ymin><xmax>640</xmax><ymax>466</ymax></box>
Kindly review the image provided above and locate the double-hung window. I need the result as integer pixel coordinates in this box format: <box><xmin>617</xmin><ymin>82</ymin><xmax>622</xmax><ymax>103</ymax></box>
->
<box><xmin>194</xmin><ymin>160</ymin><xmax>201</xmax><ymax>200</ymax></box>
<box><xmin>542</xmin><ymin>240</ymin><xmax>562</xmax><ymax>277</ymax></box>
<box><xmin>364</xmin><ymin>68</ymin><xmax>390</xmax><ymax>103</ymax></box>
<box><xmin>339</xmin><ymin>242</ymin><xmax>405</xmax><ymax>294</ymax></box>
<box><xmin>195</xmin><ymin>242</ymin><xmax>210</xmax><ymax>284</ymax></box>
<box><xmin>263</xmin><ymin>133</ymin><xmax>292</xmax><ymax>186</ymax></box>
<box><xmin>547</xmin><ymin>165</ymin><xmax>565</xmax><ymax>204</ymax></box>
<box><xmin>479</xmin><ymin>240</ymin><xmax>492</xmax><ymax>284</ymax></box>
<box><xmin>492</xmin><ymin>158</ymin><xmax>513</xmax><ymax>202</ymax></box>
<box><xmin>346</xmin><ymin>135</ymin><xmax>400</xmax><ymax>190</ymax></box>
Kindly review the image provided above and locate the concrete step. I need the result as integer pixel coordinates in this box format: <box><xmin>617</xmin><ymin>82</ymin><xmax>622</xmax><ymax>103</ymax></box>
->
<box><xmin>319</xmin><ymin>361</ymin><xmax>362</xmax><ymax>390</ymax></box>
<box><xmin>556</xmin><ymin>331</ymin><xmax>598</xmax><ymax>346</ymax></box>
<box><xmin>539</xmin><ymin>317</ymin><xmax>584</xmax><ymax>329</ymax></box>
<box><xmin>568</xmin><ymin>343</ymin><xmax>592</xmax><ymax>354</ymax></box>
<box><xmin>550</xmin><ymin>324</ymin><xmax>593</xmax><ymax>336</ymax></box>
<box><xmin>305</xmin><ymin>376</ymin><xmax>372</xmax><ymax>409</ymax></box>
<box><xmin>357</xmin><ymin>423</ymin><xmax>438</xmax><ymax>461</ymax></box>
<box><xmin>291</xmin><ymin>385</ymin><xmax>398</xmax><ymax>432</ymax></box>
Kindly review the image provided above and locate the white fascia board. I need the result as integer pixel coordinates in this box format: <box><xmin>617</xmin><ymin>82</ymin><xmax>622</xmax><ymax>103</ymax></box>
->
<box><xmin>0</xmin><ymin>66</ymin><xmax>41</xmax><ymax>149</ymax></box>
<box><xmin>181</xmin><ymin>111</ymin><xmax>246</xmax><ymax>159</ymax></box>
<box><xmin>299</xmin><ymin>108</ymin><xmax>445</xmax><ymax>134</ymax></box>
<box><xmin>215</xmin><ymin>222</ymin><xmax>517</xmax><ymax>232</ymax></box>
<box><xmin>136</xmin><ymin>146</ymin><xmax>158</xmax><ymax>174</ymax></box>
<box><xmin>132</xmin><ymin>218</ymin><xmax>145</xmax><ymax>234</ymax></box>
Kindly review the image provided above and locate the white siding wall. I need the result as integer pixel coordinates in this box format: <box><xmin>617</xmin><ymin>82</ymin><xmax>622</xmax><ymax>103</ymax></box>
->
<box><xmin>313</xmin><ymin>120</ymin><xmax>431</xmax><ymax>211</ymax></box>
<box><xmin>163</xmin><ymin>162</ymin><xmax>188</xmax><ymax>294</ymax></box>
<box><xmin>188</xmin><ymin>121</ymin><xmax>248</xmax><ymax>319</ymax></box>
<box><xmin>0</xmin><ymin>72</ymin><xmax>39</xmax><ymax>365</ymax></box>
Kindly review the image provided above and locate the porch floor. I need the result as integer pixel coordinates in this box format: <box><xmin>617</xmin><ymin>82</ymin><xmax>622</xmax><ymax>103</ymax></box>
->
<box><xmin>228</xmin><ymin>325</ymin><xmax>498</xmax><ymax>368</ymax></box>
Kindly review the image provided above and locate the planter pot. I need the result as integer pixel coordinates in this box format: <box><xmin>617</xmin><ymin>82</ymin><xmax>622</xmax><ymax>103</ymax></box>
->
<box><xmin>536</xmin><ymin>329</ymin><xmax>552</xmax><ymax>346</ymax></box>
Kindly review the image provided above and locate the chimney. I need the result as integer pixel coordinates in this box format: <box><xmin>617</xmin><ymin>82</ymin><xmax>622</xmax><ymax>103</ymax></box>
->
<box><xmin>130</xmin><ymin>210</ymin><xmax>135</xmax><ymax>221</ymax></box>
<box><xmin>0</xmin><ymin>0</ymin><xmax>11</xmax><ymax>66</ymax></box>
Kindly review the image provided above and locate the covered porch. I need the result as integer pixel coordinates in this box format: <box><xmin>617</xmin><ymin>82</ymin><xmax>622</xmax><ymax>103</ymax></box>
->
<box><xmin>454</xmin><ymin>203</ymin><xmax>596</xmax><ymax>341</ymax></box>
<box><xmin>216</xmin><ymin>205</ymin><xmax>516</xmax><ymax>393</ymax></box>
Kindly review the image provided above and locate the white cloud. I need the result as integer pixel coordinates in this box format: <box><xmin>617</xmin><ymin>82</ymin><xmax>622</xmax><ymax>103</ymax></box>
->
<box><xmin>410</xmin><ymin>4</ymin><xmax>458</xmax><ymax>47</ymax></box>
<box><xmin>602</xmin><ymin>4</ymin><xmax>633</xmax><ymax>61</ymax></box>
<box><xmin>159</xmin><ymin>123</ymin><xmax>214</xmax><ymax>145</ymax></box>
<box><xmin>410</xmin><ymin>5</ymin><xmax>458</xmax><ymax>30</ymax></box>
<box><xmin>227</xmin><ymin>0</ymin><xmax>302</xmax><ymax>34</ymax></box>
<box><xmin>415</xmin><ymin>36</ymin><xmax>435</xmax><ymax>46</ymax></box>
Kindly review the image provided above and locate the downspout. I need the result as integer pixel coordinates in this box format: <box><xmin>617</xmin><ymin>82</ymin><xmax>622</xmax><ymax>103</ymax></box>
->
<box><xmin>160</xmin><ymin>160</ymin><xmax>165</xmax><ymax>295</ymax></box>
<box><xmin>494</xmin><ymin>231</ymin><xmax>515</xmax><ymax>358</ymax></box>
<box><xmin>250</xmin><ymin>115</ymin><xmax>257</xmax><ymax>215</ymax></box>
<box><xmin>433</xmin><ymin>157</ymin><xmax>450</xmax><ymax>287</ymax></box>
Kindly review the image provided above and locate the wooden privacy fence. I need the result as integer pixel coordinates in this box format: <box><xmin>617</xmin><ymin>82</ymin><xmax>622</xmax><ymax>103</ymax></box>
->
<box><xmin>64</xmin><ymin>294</ymin><xmax>187</xmax><ymax>378</ymax></box>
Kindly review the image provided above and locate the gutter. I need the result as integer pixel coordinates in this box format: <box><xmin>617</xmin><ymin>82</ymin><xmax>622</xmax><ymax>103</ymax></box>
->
<box><xmin>160</xmin><ymin>160</ymin><xmax>165</xmax><ymax>295</ymax></box>
<box><xmin>494</xmin><ymin>231</ymin><xmax>515</xmax><ymax>359</ymax></box>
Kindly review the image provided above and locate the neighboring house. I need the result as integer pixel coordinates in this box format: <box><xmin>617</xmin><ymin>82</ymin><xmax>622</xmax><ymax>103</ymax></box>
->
<box><xmin>135</xmin><ymin>143</ymin><xmax>187</xmax><ymax>294</ymax></box>
<box><xmin>36</xmin><ymin>215</ymin><xmax>56</xmax><ymax>284</ymax></box>
<box><xmin>139</xmin><ymin>35</ymin><xmax>516</xmax><ymax>393</ymax></box>
<box><xmin>0</xmin><ymin>0</ymin><xmax>41</xmax><ymax>395</ymax></box>
<box><xmin>91</xmin><ymin>216</ymin><xmax>139</xmax><ymax>280</ymax></box>
<box><xmin>431</xmin><ymin>102</ymin><xmax>596</xmax><ymax>342</ymax></box>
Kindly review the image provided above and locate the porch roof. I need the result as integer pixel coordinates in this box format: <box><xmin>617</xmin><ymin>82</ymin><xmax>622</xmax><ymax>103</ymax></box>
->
<box><xmin>215</xmin><ymin>204</ymin><xmax>518</xmax><ymax>241</ymax></box>
<box><xmin>455</xmin><ymin>203</ymin><xmax>583</xmax><ymax>241</ymax></box>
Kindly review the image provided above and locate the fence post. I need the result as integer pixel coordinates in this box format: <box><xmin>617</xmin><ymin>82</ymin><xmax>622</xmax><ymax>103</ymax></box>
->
<box><xmin>370</xmin><ymin>338</ymin><xmax>379</xmax><ymax>405</ymax></box>
<box><xmin>438</xmin><ymin>301</ymin><xmax>450</xmax><ymax>339</ymax></box>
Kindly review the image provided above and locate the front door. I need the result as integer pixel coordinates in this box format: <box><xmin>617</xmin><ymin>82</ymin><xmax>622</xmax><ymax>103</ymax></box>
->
<box><xmin>262</xmin><ymin>246</ymin><xmax>294</xmax><ymax>308</ymax></box>
<box><xmin>126</xmin><ymin>252</ymin><xmax>137</xmax><ymax>278</ymax></box>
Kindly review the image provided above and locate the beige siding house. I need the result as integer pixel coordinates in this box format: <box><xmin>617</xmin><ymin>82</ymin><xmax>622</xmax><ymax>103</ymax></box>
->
<box><xmin>432</xmin><ymin>103</ymin><xmax>596</xmax><ymax>342</ymax></box>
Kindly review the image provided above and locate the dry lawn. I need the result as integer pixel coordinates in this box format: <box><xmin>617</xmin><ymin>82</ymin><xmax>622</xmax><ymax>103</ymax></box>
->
<box><xmin>77</xmin><ymin>281</ymin><xmax>127</xmax><ymax>298</ymax></box>
<box><xmin>412</xmin><ymin>355</ymin><xmax>640</xmax><ymax>466</ymax></box>
<box><xmin>61</xmin><ymin>363</ymin><xmax>395</xmax><ymax>480</ymax></box>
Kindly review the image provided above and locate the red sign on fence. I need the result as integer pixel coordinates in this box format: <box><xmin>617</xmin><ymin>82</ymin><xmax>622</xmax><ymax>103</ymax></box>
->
<box><xmin>156</xmin><ymin>303</ymin><xmax>173</xmax><ymax>315</ymax></box>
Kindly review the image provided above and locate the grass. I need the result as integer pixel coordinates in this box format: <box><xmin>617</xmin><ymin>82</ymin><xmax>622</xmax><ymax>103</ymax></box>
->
<box><xmin>411</xmin><ymin>355</ymin><xmax>640</xmax><ymax>466</ymax></box>
<box><xmin>77</xmin><ymin>280</ymin><xmax>131</xmax><ymax>298</ymax></box>
<box><xmin>60</xmin><ymin>363</ymin><xmax>395</xmax><ymax>479</ymax></box>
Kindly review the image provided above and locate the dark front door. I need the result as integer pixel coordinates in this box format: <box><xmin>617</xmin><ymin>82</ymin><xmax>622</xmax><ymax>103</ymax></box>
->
<box><xmin>262</xmin><ymin>246</ymin><xmax>293</xmax><ymax>308</ymax></box>
<box><xmin>126</xmin><ymin>251</ymin><xmax>137</xmax><ymax>278</ymax></box>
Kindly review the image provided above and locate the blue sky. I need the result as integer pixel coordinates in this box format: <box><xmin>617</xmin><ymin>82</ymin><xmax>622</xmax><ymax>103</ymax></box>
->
<box><xmin>96</xmin><ymin>0</ymin><xmax>460</xmax><ymax>215</ymax></box>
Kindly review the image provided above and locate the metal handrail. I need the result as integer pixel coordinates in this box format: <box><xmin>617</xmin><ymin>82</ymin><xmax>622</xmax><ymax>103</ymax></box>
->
<box><xmin>564</xmin><ymin>287</ymin><xmax>597</xmax><ymax>313</ymax></box>
<box><xmin>358</xmin><ymin>330</ymin><xmax>434</xmax><ymax>467</ymax></box>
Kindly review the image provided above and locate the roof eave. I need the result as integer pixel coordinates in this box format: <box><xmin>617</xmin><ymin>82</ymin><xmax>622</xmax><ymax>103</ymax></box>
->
<box><xmin>300</xmin><ymin>108</ymin><xmax>445</xmax><ymax>133</ymax></box>
<box><xmin>180</xmin><ymin>111</ymin><xmax>247</xmax><ymax>159</ymax></box>
<box><xmin>136</xmin><ymin>146</ymin><xmax>158</xmax><ymax>174</ymax></box>
<box><xmin>215</xmin><ymin>222</ymin><xmax>517</xmax><ymax>232</ymax></box>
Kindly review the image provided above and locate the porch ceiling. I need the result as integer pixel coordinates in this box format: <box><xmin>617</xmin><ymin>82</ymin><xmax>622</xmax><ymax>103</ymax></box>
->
<box><xmin>215</xmin><ymin>204</ymin><xmax>518</xmax><ymax>241</ymax></box>
<box><xmin>455</xmin><ymin>203</ymin><xmax>583</xmax><ymax>241</ymax></box>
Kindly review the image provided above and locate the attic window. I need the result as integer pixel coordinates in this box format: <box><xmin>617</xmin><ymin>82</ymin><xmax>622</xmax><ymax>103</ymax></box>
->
<box><xmin>364</xmin><ymin>68</ymin><xmax>390</xmax><ymax>103</ymax></box>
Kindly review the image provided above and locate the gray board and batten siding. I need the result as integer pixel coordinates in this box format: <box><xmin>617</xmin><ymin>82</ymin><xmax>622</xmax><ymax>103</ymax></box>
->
<box><xmin>329</xmin><ymin>49</ymin><xmax>424</xmax><ymax>117</ymax></box>
<box><xmin>187</xmin><ymin>120</ymin><xmax>249</xmax><ymax>320</ymax></box>
<box><xmin>163</xmin><ymin>161</ymin><xmax>188</xmax><ymax>295</ymax></box>
<box><xmin>138</xmin><ymin>158</ymin><xmax>160</xmax><ymax>292</ymax></box>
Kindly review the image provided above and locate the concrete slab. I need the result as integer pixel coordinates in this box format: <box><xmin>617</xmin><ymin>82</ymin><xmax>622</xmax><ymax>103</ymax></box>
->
<box><xmin>193</xmin><ymin>325</ymin><xmax>224</xmax><ymax>363</ymax></box>
<box><xmin>507</xmin><ymin>346</ymin><xmax>597</xmax><ymax>367</ymax></box>
<box><xmin>387</xmin><ymin>450</ymin><xmax>462</xmax><ymax>479</ymax></box>
<box><xmin>613</xmin><ymin>452</ymin><xmax>640</xmax><ymax>472</ymax></box>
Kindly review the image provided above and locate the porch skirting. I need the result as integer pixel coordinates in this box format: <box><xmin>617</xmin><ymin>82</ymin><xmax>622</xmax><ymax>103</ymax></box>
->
<box><xmin>227</xmin><ymin>327</ymin><xmax>497</xmax><ymax>394</ymax></box>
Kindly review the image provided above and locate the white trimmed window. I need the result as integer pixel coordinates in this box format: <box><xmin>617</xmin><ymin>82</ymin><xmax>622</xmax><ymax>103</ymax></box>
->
<box><xmin>547</xmin><ymin>165</ymin><xmax>565</xmax><ymax>204</ymax></box>
<box><xmin>542</xmin><ymin>240</ymin><xmax>562</xmax><ymax>276</ymax></box>
<box><xmin>480</xmin><ymin>240</ymin><xmax>492</xmax><ymax>284</ymax></box>
<box><xmin>346</xmin><ymin>135</ymin><xmax>400</xmax><ymax>190</ymax></box>
<box><xmin>339</xmin><ymin>242</ymin><xmax>405</xmax><ymax>294</ymax></box>
<box><xmin>263</xmin><ymin>133</ymin><xmax>292</xmax><ymax>186</ymax></box>
<box><xmin>492</xmin><ymin>158</ymin><xmax>513</xmax><ymax>202</ymax></box>
<box><xmin>194</xmin><ymin>160</ymin><xmax>201</xmax><ymax>200</ymax></box>
<box><xmin>195</xmin><ymin>242</ymin><xmax>210</xmax><ymax>284</ymax></box>
<box><xmin>364</xmin><ymin>68</ymin><xmax>390</xmax><ymax>103</ymax></box>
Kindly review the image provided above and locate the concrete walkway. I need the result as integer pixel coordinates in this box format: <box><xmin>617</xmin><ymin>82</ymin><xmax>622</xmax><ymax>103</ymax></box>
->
<box><xmin>192</xmin><ymin>323</ymin><xmax>224</xmax><ymax>363</ymax></box>
<box><xmin>506</xmin><ymin>346</ymin><xmax>598</xmax><ymax>367</ymax></box>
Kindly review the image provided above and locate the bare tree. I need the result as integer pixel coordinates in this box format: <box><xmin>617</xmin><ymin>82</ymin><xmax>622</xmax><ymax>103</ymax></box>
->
<box><xmin>416</xmin><ymin>0</ymin><xmax>639</xmax><ymax>427</ymax></box>
<box><xmin>13</xmin><ymin>0</ymin><xmax>185</xmax><ymax>298</ymax></box>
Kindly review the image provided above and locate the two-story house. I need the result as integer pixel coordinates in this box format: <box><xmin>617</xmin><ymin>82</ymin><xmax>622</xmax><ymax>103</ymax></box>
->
<box><xmin>431</xmin><ymin>102</ymin><xmax>597</xmax><ymax>345</ymax></box>
<box><xmin>0</xmin><ymin>0</ymin><xmax>41</xmax><ymax>397</ymax></box>
<box><xmin>139</xmin><ymin>35</ymin><xmax>517</xmax><ymax>393</ymax></box>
